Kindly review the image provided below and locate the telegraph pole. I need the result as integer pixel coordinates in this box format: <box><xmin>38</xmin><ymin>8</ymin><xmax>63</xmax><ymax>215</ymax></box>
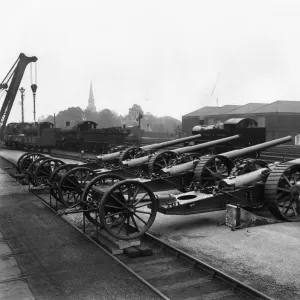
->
<box><xmin>19</xmin><ymin>87</ymin><xmax>25</xmax><ymax>124</ymax></box>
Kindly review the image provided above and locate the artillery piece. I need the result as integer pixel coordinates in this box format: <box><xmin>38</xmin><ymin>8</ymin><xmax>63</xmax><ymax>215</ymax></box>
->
<box><xmin>16</xmin><ymin>133</ymin><xmax>205</xmax><ymax>185</ymax></box>
<box><xmin>121</xmin><ymin>134</ymin><xmax>240</xmax><ymax>174</ymax></box>
<box><xmin>53</xmin><ymin>135</ymin><xmax>240</xmax><ymax>207</ymax></box>
<box><xmin>96</xmin><ymin>133</ymin><xmax>205</xmax><ymax>165</ymax></box>
<box><xmin>71</xmin><ymin>136</ymin><xmax>292</xmax><ymax>233</ymax></box>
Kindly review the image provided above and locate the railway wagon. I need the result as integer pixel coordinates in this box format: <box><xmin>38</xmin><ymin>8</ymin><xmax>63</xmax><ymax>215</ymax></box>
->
<box><xmin>192</xmin><ymin>118</ymin><xmax>266</xmax><ymax>151</ymax></box>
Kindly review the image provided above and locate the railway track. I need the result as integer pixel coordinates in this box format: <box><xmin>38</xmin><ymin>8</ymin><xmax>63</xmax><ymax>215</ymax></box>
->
<box><xmin>31</xmin><ymin>189</ymin><xmax>273</xmax><ymax>300</ymax></box>
<box><xmin>0</xmin><ymin>154</ymin><xmax>275</xmax><ymax>300</ymax></box>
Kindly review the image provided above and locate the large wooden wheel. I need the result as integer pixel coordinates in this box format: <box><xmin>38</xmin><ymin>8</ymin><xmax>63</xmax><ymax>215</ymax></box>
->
<box><xmin>265</xmin><ymin>163</ymin><xmax>300</xmax><ymax>221</ymax></box>
<box><xmin>27</xmin><ymin>157</ymin><xmax>50</xmax><ymax>185</ymax></box>
<box><xmin>119</xmin><ymin>147</ymin><xmax>143</xmax><ymax>163</ymax></box>
<box><xmin>230</xmin><ymin>158</ymin><xmax>268</xmax><ymax>176</ymax></box>
<box><xmin>19</xmin><ymin>153</ymin><xmax>45</xmax><ymax>174</ymax></box>
<box><xmin>49</xmin><ymin>164</ymin><xmax>78</xmax><ymax>201</ymax></box>
<box><xmin>99</xmin><ymin>179</ymin><xmax>157</xmax><ymax>240</ymax></box>
<box><xmin>193</xmin><ymin>155</ymin><xmax>233</xmax><ymax>189</ymax></box>
<box><xmin>58</xmin><ymin>167</ymin><xmax>97</xmax><ymax>207</ymax></box>
<box><xmin>148</xmin><ymin>150</ymin><xmax>177</xmax><ymax>174</ymax></box>
<box><xmin>17</xmin><ymin>152</ymin><xmax>33</xmax><ymax>171</ymax></box>
<box><xmin>81</xmin><ymin>174</ymin><xmax>126</xmax><ymax>226</ymax></box>
<box><xmin>33</xmin><ymin>159</ymin><xmax>65</xmax><ymax>187</ymax></box>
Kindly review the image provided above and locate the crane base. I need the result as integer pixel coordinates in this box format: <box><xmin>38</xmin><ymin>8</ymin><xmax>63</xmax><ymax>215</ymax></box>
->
<box><xmin>225</xmin><ymin>204</ymin><xmax>282</xmax><ymax>230</ymax></box>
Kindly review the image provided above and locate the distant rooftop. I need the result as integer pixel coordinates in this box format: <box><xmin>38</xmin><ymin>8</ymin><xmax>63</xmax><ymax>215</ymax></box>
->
<box><xmin>249</xmin><ymin>100</ymin><xmax>300</xmax><ymax>114</ymax></box>
<box><xmin>183</xmin><ymin>106</ymin><xmax>217</xmax><ymax>118</ymax></box>
<box><xmin>204</xmin><ymin>105</ymin><xmax>241</xmax><ymax>117</ymax></box>
<box><xmin>226</xmin><ymin>103</ymin><xmax>267</xmax><ymax>115</ymax></box>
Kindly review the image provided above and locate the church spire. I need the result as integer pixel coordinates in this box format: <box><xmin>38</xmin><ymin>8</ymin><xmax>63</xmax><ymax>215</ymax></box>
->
<box><xmin>87</xmin><ymin>81</ymin><xmax>96</xmax><ymax>112</ymax></box>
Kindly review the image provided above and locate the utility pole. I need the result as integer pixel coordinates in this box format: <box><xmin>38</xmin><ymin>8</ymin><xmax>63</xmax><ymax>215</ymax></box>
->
<box><xmin>19</xmin><ymin>87</ymin><xmax>25</xmax><ymax>124</ymax></box>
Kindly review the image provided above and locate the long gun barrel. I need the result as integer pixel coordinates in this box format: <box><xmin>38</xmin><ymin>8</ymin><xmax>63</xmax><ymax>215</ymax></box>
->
<box><xmin>219</xmin><ymin>162</ymin><xmax>280</xmax><ymax>189</ymax></box>
<box><xmin>162</xmin><ymin>136</ymin><xmax>292</xmax><ymax>177</ymax></box>
<box><xmin>220</xmin><ymin>136</ymin><xmax>292</xmax><ymax>160</ymax></box>
<box><xmin>123</xmin><ymin>134</ymin><xmax>240</xmax><ymax>168</ymax></box>
<box><xmin>97</xmin><ymin>133</ymin><xmax>203</xmax><ymax>162</ymax></box>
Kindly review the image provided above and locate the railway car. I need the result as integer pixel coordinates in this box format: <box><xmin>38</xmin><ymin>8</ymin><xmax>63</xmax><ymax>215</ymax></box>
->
<box><xmin>192</xmin><ymin>118</ymin><xmax>266</xmax><ymax>151</ymax></box>
<box><xmin>4</xmin><ymin>122</ymin><xmax>56</xmax><ymax>152</ymax></box>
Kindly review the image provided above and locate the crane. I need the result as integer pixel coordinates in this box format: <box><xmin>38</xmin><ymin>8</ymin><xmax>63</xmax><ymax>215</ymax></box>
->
<box><xmin>0</xmin><ymin>53</ymin><xmax>37</xmax><ymax>138</ymax></box>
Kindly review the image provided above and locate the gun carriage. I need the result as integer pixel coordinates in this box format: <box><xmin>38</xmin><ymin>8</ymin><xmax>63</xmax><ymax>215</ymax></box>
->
<box><xmin>79</xmin><ymin>136</ymin><xmax>295</xmax><ymax>240</ymax></box>
<box><xmin>16</xmin><ymin>134</ymin><xmax>239</xmax><ymax>206</ymax></box>
<box><xmin>20</xmin><ymin>136</ymin><xmax>290</xmax><ymax>236</ymax></box>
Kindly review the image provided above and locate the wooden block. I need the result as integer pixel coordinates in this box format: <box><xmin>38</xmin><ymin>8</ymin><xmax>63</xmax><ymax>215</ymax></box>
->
<box><xmin>124</xmin><ymin>247</ymin><xmax>141</xmax><ymax>258</ymax></box>
<box><xmin>99</xmin><ymin>228</ymin><xmax>141</xmax><ymax>250</ymax></box>
<box><xmin>90</xmin><ymin>232</ymin><xmax>123</xmax><ymax>255</ymax></box>
<box><xmin>135</xmin><ymin>245</ymin><xmax>153</xmax><ymax>256</ymax></box>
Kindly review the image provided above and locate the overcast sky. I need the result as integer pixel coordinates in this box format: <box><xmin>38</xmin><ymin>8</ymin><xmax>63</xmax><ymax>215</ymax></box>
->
<box><xmin>1</xmin><ymin>0</ymin><xmax>300</xmax><ymax>123</ymax></box>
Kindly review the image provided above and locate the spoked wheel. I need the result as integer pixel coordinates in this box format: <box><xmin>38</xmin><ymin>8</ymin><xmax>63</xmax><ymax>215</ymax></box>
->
<box><xmin>17</xmin><ymin>152</ymin><xmax>33</xmax><ymax>172</ymax></box>
<box><xmin>265</xmin><ymin>163</ymin><xmax>300</xmax><ymax>221</ymax></box>
<box><xmin>19</xmin><ymin>153</ymin><xmax>45</xmax><ymax>174</ymax></box>
<box><xmin>230</xmin><ymin>158</ymin><xmax>268</xmax><ymax>176</ymax></box>
<box><xmin>27</xmin><ymin>157</ymin><xmax>50</xmax><ymax>186</ymax></box>
<box><xmin>81</xmin><ymin>174</ymin><xmax>126</xmax><ymax>226</ymax></box>
<box><xmin>58</xmin><ymin>167</ymin><xmax>97</xmax><ymax>207</ymax></box>
<box><xmin>193</xmin><ymin>155</ymin><xmax>233</xmax><ymax>189</ymax></box>
<box><xmin>49</xmin><ymin>164</ymin><xmax>78</xmax><ymax>201</ymax></box>
<box><xmin>33</xmin><ymin>159</ymin><xmax>65</xmax><ymax>187</ymax></box>
<box><xmin>119</xmin><ymin>147</ymin><xmax>143</xmax><ymax>163</ymax></box>
<box><xmin>148</xmin><ymin>150</ymin><xmax>177</xmax><ymax>174</ymax></box>
<box><xmin>99</xmin><ymin>179</ymin><xmax>157</xmax><ymax>240</ymax></box>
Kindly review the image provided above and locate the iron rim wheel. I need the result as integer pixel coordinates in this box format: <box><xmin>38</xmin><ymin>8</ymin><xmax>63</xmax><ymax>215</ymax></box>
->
<box><xmin>99</xmin><ymin>179</ymin><xmax>157</xmax><ymax>240</ymax></box>
<box><xmin>17</xmin><ymin>152</ymin><xmax>33</xmax><ymax>171</ymax></box>
<box><xmin>34</xmin><ymin>159</ymin><xmax>65</xmax><ymax>187</ymax></box>
<box><xmin>265</xmin><ymin>163</ymin><xmax>300</xmax><ymax>221</ymax></box>
<box><xmin>148</xmin><ymin>150</ymin><xmax>177</xmax><ymax>174</ymax></box>
<box><xmin>193</xmin><ymin>155</ymin><xmax>233</xmax><ymax>188</ymax></box>
<box><xmin>58</xmin><ymin>167</ymin><xmax>97</xmax><ymax>207</ymax></box>
<box><xmin>19</xmin><ymin>153</ymin><xmax>45</xmax><ymax>174</ymax></box>
<box><xmin>119</xmin><ymin>147</ymin><xmax>143</xmax><ymax>163</ymax></box>
<box><xmin>27</xmin><ymin>157</ymin><xmax>50</xmax><ymax>186</ymax></box>
<box><xmin>230</xmin><ymin>158</ymin><xmax>268</xmax><ymax>176</ymax></box>
<box><xmin>81</xmin><ymin>174</ymin><xmax>126</xmax><ymax>226</ymax></box>
<box><xmin>49</xmin><ymin>164</ymin><xmax>78</xmax><ymax>201</ymax></box>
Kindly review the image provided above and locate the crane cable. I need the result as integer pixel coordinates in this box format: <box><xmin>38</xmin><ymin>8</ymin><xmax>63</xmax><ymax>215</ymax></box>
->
<box><xmin>30</xmin><ymin>61</ymin><xmax>38</xmax><ymax>85</ymax></box>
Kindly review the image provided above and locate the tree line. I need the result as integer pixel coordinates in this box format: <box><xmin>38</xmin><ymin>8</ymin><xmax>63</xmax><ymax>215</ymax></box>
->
<box><xmin>39</xmin><ymin>104</ymin><xmax>181</xmax><ymax>134</ymax></box>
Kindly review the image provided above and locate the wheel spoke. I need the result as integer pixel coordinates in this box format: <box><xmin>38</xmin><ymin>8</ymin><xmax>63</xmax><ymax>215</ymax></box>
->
<box><xmin>133</xmin><ymin>192</ymin><xmax>148</xmax><ymax>206</ymax></box>
<box><xmin>110</xmin><ymin>193</ymin><xmax>127</xmax><ymax>209</ymax></box>
<box><xmin>132</xmin><ymin>212</ymin><xmax>147</xmax><ymax>225</ymax></box>
<box><xmin>130</xmin><ymin>214</ymin><xmax>140</xmax><ymax>232</ymax></box>
<box><xmin>282</xmin><ymin>174</ymin><xmax>292</xmax><ymax>187</ymax></box>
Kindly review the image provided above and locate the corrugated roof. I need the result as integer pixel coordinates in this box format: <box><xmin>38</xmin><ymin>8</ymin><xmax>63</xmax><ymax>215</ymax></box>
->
<box><xmin>249</xmin><ymin>101</ymin><xmax>300</xmax><ymax>114</ymax></box>
<box><xmin>182</xmin><ymin>106</ymin><xmax>218</xmax><ymax>118</ymax></box>
<box><xmin>205</xmin><ymin>105</ymin><xmax>241</xmax><ymax>116</ymax></box>
<box><xmin>226</xmin><ymin>103</ymin><xmax>267</xmax><ymax>115</ymax></box>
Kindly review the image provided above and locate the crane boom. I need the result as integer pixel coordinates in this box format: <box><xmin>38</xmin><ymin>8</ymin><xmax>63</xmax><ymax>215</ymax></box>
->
<box><xmin>0</xmin><ymin>53</ymin><xmax>37</xmax><ymax>135</ymax></box>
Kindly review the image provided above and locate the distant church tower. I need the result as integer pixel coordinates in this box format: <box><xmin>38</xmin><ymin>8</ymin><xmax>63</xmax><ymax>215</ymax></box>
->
<box><xmin>87</xmin><ymin>81</ymin><xmax>97</xmax><ymax>112</ymax></box>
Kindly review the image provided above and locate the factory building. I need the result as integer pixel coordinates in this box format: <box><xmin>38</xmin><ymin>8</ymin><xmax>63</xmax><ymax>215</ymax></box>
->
<box><xmin>182</xmin><ymin>100</ymin><xmax>300</xmax><ymax>143</ymax></box>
